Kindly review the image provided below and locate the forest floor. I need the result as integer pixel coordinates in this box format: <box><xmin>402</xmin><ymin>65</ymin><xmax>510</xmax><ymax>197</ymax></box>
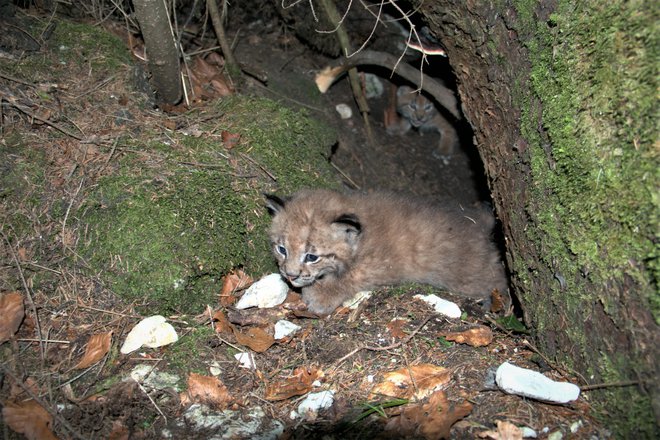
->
<box><xmin>0</xmin><ymin>8</ymin><xmax>610</xmax><ymax>440</ymax></box>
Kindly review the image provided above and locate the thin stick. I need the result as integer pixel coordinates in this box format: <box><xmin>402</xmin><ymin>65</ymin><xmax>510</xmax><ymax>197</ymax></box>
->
<box><xmin>2</xmin><ymin>232</ymin><xmax>45</xmax><ymax>360</ymax></box>
<box><xmin>331</xmin><ymin>314</ymin><xmax>433</xmax><ymax>370</ymax></box>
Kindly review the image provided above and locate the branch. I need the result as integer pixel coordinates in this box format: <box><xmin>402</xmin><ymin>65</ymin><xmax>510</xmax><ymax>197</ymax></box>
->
<box><xmin>316</xmin><ymin>50</ymin><xmax>461</xmax><ymax>119</ymax></box>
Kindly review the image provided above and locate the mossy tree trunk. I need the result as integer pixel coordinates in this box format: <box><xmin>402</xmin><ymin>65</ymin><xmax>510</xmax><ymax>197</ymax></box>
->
<box><xmin>419</xmin><ymin>0</ymin><xmax>658</xmax><ymax>435</ymax></box>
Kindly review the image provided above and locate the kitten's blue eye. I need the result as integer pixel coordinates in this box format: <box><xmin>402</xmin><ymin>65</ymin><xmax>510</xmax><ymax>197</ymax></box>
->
<box><xmin>276</xmin><ymin>245</ymin><xmax>287</xmax><ymax>257</ymax></box>
<box><xmin>424</xmin><ymin>103</ymin><xmax>433</xmax><ymax>111</ymax></box>
<box><xmin>304</xmin><ymin>253</ymin><xmax>319</xmax><ymax>263</ymax></box>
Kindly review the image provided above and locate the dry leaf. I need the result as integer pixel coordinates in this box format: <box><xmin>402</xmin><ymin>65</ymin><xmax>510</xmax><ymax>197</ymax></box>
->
<box><xmin>0</xmin><ymin>292</ymin><xmax>24</xmax><ymax>343</ymax></box>
<box><xmin>490</xmin><ymin>289</ymin><xmax>509</xmax><ymax>313</ymax></box>
<box><xmin>442</xmin><ymin>326</ymin><xmax>493</xmax><ymax>347</ymax></box>
<box><xmin>234</xmin><ymin>326</ymin><xmax>275</xmax><ymax>353</ymax></box>
<box><xmin>385</xmin><ymin>390</ymin><xmax>473</xmax><ymax>440</ymax></box>
<box><xmin>212</xmin><ymin>309</ymin><xmax>234</xmax><ymax>334</ymax></box>
<box><xmin>264</xmin><ymin>366</ymin><xmax>323</xmax><ymax>401</ymax></box>
<box><xmin>180</xmin><ymin>373</ymin><xmax>233</xmax><ymax>409</ymax></box>
<box><xmin>315</xmin><ymin>66</ymin><xmax>345</xmax><ymax>93</ymax></box>
<box><xmin>74</xmin><ymin>332</ymin><xmax>112</xmax><ymax>369</ymax></box>
<box><xmin>370</xmin><ymin>364</ymin><xmax>451</xmax><ymax>400</ymax></box>
<box><xmin>219</xmin><ymin>269</ymin><xmax>253</xmax><ymax>306</ymax></box>
<box><xmin>221</xmin><ymin>130</ymin><xmax>241</xmax><ymax>149</ymax></box>
<box><xmin>478</xmin><ymin>420</ymin><xmax>524</xmax><ymax>440</ymax></box>
<box><xmin>386</xmin><ymin>319</ymin><xmax>408</xmax><ymax>339</ymax></box>
<box><xmin>2</xmin><ymin>400</ymin><xmax>58</xmax><ymax>440</ymax></box>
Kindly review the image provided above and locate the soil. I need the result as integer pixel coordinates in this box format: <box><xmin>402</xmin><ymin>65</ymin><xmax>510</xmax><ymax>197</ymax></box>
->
<box><xmin>0</xmin><ymin>7</ymin><xmax>610</xmax><ymax>440</ymax></box>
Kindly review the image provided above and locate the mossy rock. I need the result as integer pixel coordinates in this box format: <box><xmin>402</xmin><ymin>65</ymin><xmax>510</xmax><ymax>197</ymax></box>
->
<box><xmin>81</xmin><ymin>95</ymin><xmax>338</xmax><ymax>314</ymax></box>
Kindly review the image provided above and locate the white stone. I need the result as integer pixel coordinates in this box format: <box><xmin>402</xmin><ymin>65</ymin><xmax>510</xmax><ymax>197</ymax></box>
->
<box><xmin>235</xmin><ymin>274</ymin><xmax>288</xmax><ymax>309</ymax></box>
<box><xmin>335</xmin><ymin>103</ymin><xmax>353</xmax><ymax>119</ymax></box>
<box><xmin>413</xmin><ymin>294</ymin><xmax>462</xmax><ymax>318</ymax></box>
<box><xmin>495</xmin><ymin>362</ymin><xmax>580</xmax><ymax>404</ymax></box>
<box><xmin>120</xmin><ymin>315</ymin><xmax>178</xmax><ymax>354</ymax></box>
<box><xmin>274</xmin><ymin>320</ymin><xmax>301</xmax><ymax>340</ymax></box>
<box><xmin>184</xmin><ymin>404</ymin><xmax>284</xmax><ymax>440</ymax></box>
<box><xmin>293</xmin><ymin>390</ymin><xmax>335</xmax><ymax>420</ymax></box>
<box><xmin>234</xmin><ymin>352</ymin><xmax>256</xmax><ymax>369</ymax></box>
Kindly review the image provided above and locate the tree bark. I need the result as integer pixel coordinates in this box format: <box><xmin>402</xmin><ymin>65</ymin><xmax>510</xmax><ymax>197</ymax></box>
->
<box><xmin>133</xmin><ymin>0</ymin><xmax>182</xmax><ymax>105</ymax></box>
<box><xmin>419</xmin><ymin>0</ymin><xmax>658</xmax><ymax>436</ymax></box>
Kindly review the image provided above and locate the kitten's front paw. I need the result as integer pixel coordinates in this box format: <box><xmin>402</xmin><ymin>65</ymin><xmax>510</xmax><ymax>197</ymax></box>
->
<box><xmin>302</xmin><ymin>290</ymin><xmax>345</xmax><ymax>316</ymax></box>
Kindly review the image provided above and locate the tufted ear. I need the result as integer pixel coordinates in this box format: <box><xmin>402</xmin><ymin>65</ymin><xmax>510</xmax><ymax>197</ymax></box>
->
<box><xmin>264</xmin><ymin>194</ymin><xmax>289</xmax><ymax>216</ymax></box>
<box><xmin>332</xmin><ymin>213</ymin><xmax>362</xmax><ymax>237</ymax></box>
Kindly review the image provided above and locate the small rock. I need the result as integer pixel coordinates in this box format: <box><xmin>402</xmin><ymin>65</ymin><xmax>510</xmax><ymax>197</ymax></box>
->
<box><xmin>495</xmin><ymin>362</ymin><xmax>580</xmax><ymax>404</ymax></box>
<box><xmin>413</xmin><ymin>294</ymin><xmax>461</xmax><ymax>318</ymax></box>
<box><xmin>120</xmin><ymin>315</ymin><xmax>178</xmax><ymax>354</ymax></box>
<box><xmin>291</xmin><ymin>390</ymin><xmax>335</xmax><ymax>420</ymax></box>
<box><xmin>184</xmin><ymin>404</ymin><xmax>284</xmax><ymax>439</ymax></box>
<box><xmin>274</xmin><ymin>320</ymin><xmax>301</xmax><ymax>340</ymax></box>
<box><xmin>235</xmin><ymin>274</ymin><xmax>288</xmax><ymax>309</ymax></box>
<box><xmin>234</xmin><ymin>352</ymin><xmax>256</xmax><ymax>369</ymax></box>
<box><xmin>335</xmin><ymin>103</ymin><xmax>353</xmax><ymax>119</ymax></box>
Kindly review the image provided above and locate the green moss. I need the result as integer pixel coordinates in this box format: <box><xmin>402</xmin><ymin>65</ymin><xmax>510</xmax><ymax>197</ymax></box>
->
<box><xmin>166</xmin><ymin>325</ymin><xmax>216</xmax><ymax>375</ymax></box>
<box><xmin>4</xmin><ymin>17</ymin><xmax>130</xmax><ymax>80</ymax></box>
<box><xmin>81</xmin><ymin>95</ymin><xmax>338</xmax><ymax>314</ymax></box>
<box><xmin>512</xmin><ymin>0</ymin><xmax>658</xmax><ymax>435</ymax></box>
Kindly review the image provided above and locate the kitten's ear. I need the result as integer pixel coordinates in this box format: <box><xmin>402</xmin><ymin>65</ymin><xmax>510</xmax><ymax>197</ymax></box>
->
<box><xmin>332</xmin><ymin>213</ymin><xmax>362</xmax><ymax>237</ymax></box>
<box><xmin>264</xmin><ymin>193</ymin><xmax>288</xmax><ymax>216</ymax></box>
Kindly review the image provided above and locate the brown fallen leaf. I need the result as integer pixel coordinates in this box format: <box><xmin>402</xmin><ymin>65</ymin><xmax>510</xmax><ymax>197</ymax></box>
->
<box><xmin>107</xmin><ymin>419</ymin><xmax>130</xmax><ymax>440</ymax></box>
<box><xmin>219</xmin><ymin>269</ymin><xmax>253</xmax><ymax>306</ymax></box>
<box><xmin>212</xmin><ymin>309</ymin><xmax>234</xmax><ymax>334</ymax></box>
<box><xmin>386</xmin><ymin>318</ymin><xmax>408</xmax><ymax>339</ymax></box>
<box><xmin>442</xmin><ymin>326</ymin><xmax>493</xmax><ymax>347</ymax></box>
<box><xmin>0</xmin><ymin>292</ymin><xmax>24</xmax><ymax>343</ymax></box>
<box><xmin>74</xmin><ymin>331</ymin><xmax>112</xmax><ymax>369</ymax></box>
<box><xmin>234</xmin><ymin>326</ymin><xmax>275</xmax><ymax>353</ymax></box>
<box><xmin>180</xmin><ymin>373</ymin><xmax>233</xmax><ymax>409</ymax></box>
<box><xmin>2</xmin><ymin>399</ymin><xmax>58</xmax><ymax>440</ymax></box>
<box><xmin>478</xmin><ymin>420</ymin><xmax>524</xmax><ymax>440</ymax></box>
<box><xmin>370</xmin><ymin>364</ymin><xmax>451</xmax><ymax>400</ymax></box>
<box><xmin>264</xmin><ymin>366</ymin><xmax>324</xmax><ymax>401</ymax></box>
<box><xmin>221</xmin><ymin>130</ymin><xmax>241</xmax><ymax>149</ymax></box>
<box><xmin>385</xmin><ymin>390</ymin><xmax>473</xmax><ymax>440</ymax></box>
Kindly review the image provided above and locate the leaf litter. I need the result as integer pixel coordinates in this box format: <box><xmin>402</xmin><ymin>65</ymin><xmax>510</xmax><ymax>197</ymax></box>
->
<box><xmin>0</xmin><ymin>9</ymin><xmax>608</xmax><ymax>440</ymax></box>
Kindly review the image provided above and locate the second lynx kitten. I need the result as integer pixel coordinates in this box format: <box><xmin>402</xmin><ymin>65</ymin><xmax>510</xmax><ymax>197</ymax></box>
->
<box><xmin>266</xmin><ymin>189</ymin><xmax>508</xmax><ymax>315</ymax></box>
<box><xmin>387</xmin><ymin>85</ymin><xmax>459</xmax><ymax>157</ymax></box>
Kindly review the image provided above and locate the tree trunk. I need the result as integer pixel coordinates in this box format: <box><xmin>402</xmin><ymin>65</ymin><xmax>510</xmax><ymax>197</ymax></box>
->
<box><xmin>420</xmin><ymin>0</ymin><xmax>658</xmax><ymax>436</ymax></box>
<box><xmin>133</xmin><ymin>0</ymin><xmax>182</xmax><ymax>105</ymax></box>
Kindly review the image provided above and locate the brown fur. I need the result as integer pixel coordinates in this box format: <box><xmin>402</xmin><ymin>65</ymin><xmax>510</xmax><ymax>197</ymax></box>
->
<box><xmin>266</xmin><ymin>189</ymin><xmax>508</xmax><ymax>315</ymax></box>
<box><xmin>387</xmin><ymin>85</ymin><xmax>459</xmax><ymax>157</ymax></box>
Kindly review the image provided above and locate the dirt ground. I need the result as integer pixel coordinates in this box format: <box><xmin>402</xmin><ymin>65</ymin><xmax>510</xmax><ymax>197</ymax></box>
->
<box><xmin>0</xmin><ymin>7</ymin><xmax>611</xmax><ymax>440</ymax></box>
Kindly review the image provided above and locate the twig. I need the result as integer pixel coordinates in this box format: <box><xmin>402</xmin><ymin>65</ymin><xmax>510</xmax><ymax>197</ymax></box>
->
<box><xmin>331</xmin><ymin>314</ymin><xmax>433</xmax><ymax>370</ymax></box>
<box><xmin>239</xmin><ymin>152</ymin><xmax>277</xmax><ymax>181</ymax></box>
<box><xmin>134</xmin><ymin>379</ymin><xmax>168</xmax><ymax>422</ymax></box>
<box><xmin>580</xmin><ymin>380</ymin><xmax>639</xmax><ymax>391</ymax></box>
<box><xmin>319</xmin><ymin>50</ymin><xmax>460</xmax><ymax>119</ymax></box>
<box><xmin>207</xmin><ymin>0</ymin><xmax>241</xmax><ymax>83</ymax></box>
<box><xmin>3</xmin><ymin>98</ymin><xmax>84</xmax><ymax>140</ymax></box>
<box><xmin>329</xmin><ymin>160</ymin><xmax>360</xmax><ymax>189</ymax></box>
<box><xmin>2</xmin><ymin>231</ymin><xmax>45</xmax><ymax>360</ymax></box>
<box><xmin>318</xmin><ymin>0</ymin><xmax>374</xmax><ymax>144</ymax></box>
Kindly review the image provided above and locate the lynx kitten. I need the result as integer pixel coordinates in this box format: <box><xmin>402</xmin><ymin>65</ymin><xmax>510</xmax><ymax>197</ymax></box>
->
<box><xmin>387</xmin><ymin>85</ymin><xmax>459</xmax><ymax>157</ymax></box>
<box><xmin>265</xmin><ymin>189</ymin><xmax>508</xmax><ymax>315</ymax></box>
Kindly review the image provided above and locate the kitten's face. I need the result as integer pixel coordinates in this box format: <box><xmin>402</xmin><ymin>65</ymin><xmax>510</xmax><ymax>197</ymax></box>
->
<box><xmin>397</xmin><ymin>86</ymin><xmax>437</xmax><ymax>127</ymax></box>
<box><xmin>265</xmin><ymin>193</ymin><xmax>361</xmax><ymax>288</ymax></box>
